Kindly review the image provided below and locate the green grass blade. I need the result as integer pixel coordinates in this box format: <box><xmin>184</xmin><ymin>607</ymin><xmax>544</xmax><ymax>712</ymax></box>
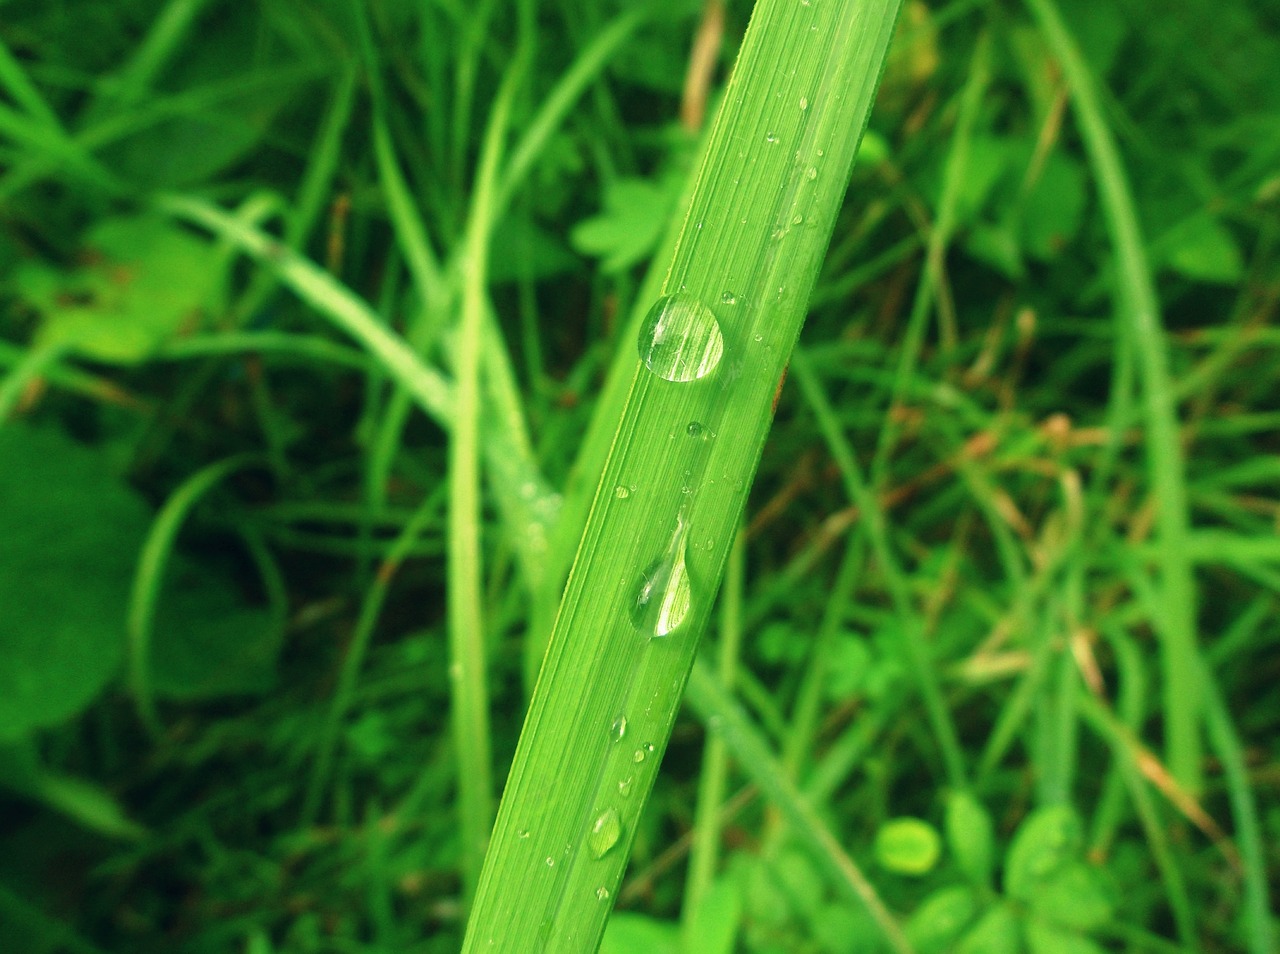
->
<box><xmin>1023</xmin><ymin>0</ymin><xmax>1204</xmax><ymax>793</ymax></box>
<box><xmin>461</xmin><ymin>0</ymin><xmax>902</xmax><ymax>948</ymax></box>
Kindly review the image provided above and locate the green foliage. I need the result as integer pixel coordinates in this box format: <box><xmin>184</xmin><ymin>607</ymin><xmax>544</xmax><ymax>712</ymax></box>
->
<box><xmin>0</xmin><ymin>0</ymin><xmax>1276</xmax><ymax>950</ymax></box>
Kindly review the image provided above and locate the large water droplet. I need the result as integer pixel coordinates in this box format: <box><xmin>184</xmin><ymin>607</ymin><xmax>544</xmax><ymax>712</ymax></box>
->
<box><xmin>610</xmin><ymin>715</ymin><xmax>628</xmax><ymax>742</ymax></box>
<box><xmin>587</xmin><ymin>809</ymin><xmax>622</xmax><ymax>859</ymax></box>
<box><xmin>638</xmin><ymin>294</ymin><xmax>725</xmax><ymax>383</ymax></box>
<box><xmin>631</xmin><ymin>517</ymin><xmax>693</xmax><ymax>637</ymax></box>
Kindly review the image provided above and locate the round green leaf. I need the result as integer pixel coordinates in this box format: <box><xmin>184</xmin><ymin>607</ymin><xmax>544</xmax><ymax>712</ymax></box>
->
<box><xmin>875</xmin><ymin>817</ymin><xmax>942</xmax><ymax>875</ymax></box>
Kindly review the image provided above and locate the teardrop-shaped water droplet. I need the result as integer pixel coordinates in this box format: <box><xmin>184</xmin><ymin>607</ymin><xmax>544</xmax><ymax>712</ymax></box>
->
<box><xmin>587</xmin><ymin>809</ymin><xmax>622</xmax><ymax>859</ymax></box>
<box><xmin>596</xmin><ymin>885</ymin><xmax>611</xmax><ymax>901</ymax></box>
<box><xmin>630</xmin><ymin>518</ymin><xmax>693</xmax><ymax>638</ymax></box>
<box><xmin>633</xmin><ymin>748</ymin><xmax>646</xmax><ymax>763</ymax></box>
<box><xmin>638</xmin><ymin>294</ymin><xmax>725</xmax><ymax>383</ymax></box>
<box><xmin>610</xmin><ymin>715</ymin><xmax>627</xmax><ymax>742</ymax></box>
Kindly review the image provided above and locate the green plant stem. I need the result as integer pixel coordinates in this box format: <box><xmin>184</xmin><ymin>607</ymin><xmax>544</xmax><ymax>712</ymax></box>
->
<box><xmin>1023</xmin><ymin>0</ymin><xmax>1203</xmax><ymax>793</ymax></box>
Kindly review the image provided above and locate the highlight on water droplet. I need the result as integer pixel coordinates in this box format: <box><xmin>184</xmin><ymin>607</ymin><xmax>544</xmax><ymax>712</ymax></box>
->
<box><xmin>610</xmin><ymin>715</ymin><xmax>628</xmax><ymax>742</ymax></box>
<box><xmin>587</xmin><ymin>809</ymin><xmax>622</xmax><ymax>859</ymax></box>
<box><xmin>637</xmin><ymin>294</ymin><xmax>725</xmax><ymax>383</ymax></box>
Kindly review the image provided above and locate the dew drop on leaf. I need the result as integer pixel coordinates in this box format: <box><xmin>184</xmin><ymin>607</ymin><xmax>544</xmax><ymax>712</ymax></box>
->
<box><xmin>614</xmin><ymin>485</ymin><xmax>629</xmax><ymax>499</ymax></box>
<box><xmin>630</xmin><ymin>518</ymin><xmax>693</xmax><ymax>638</ymax></box>
<box><xmin>720</xmin><ymin>290</ymin><xmax>738</xmax><ymax>305</ymax></box>
<box><xmin>610</xmin><ymin>715</ymin><xmax>627</xmax><ymax>741</ymax></box>
<box><xmin>587</xmin><ymin>809</ymin><xmax>622</xmax><ymax>859</ymax></box>
<box><xmin>638</xmin><ymin>294</ymin><xmax>725</xmax><ymax>383</ymax></box>
<box><xmin>596</xmin><ymin>886</ymin><xmax>611</xmax><ymax>901</ymax></box>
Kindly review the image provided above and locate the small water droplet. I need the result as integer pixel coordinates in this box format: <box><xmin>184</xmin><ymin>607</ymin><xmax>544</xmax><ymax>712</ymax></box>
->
<box><xmin>545</xmin><ymin>857</ymin><xmax>555</xmax><ymax>867</ymax></box>
<box><xmin>517</xmin><ymin>828</ymin><xmax>531</xmax><ymax>839</ymax></box>
<box><xmin>806</xmin><ymin>166</ymin><xmax>818</xmax><ymax>180</ymax></box>
<box><xmin>753</xmin><ymin>333</ymin><xmax>764</xmax><ymax>342</ymax></box>
<box><xmin>596</xmin><ymin>885</ymin><xmax>611</xmax><ymax>901</ymax></box>
<box><xmin>687</xmin><ymin>422</ymin><xmax>703</xmax><ymax>438</ymax></box>
<box><xmin>799</xmin><ymin>96</ymin><xmax>809</xmax><ymax>110</ymax></box>
<box><xmin>633</xmin><ymin>748</ymin><xmax>645</xmax><ymax>763</ymax></box>
<box><xmin>587</xmin><ymin>809</ymin><xmax>622</xmax><ymax>859</ymax></box>
<box><xmin>791</xmin><ymin>214</ymin><xmax>804</xmax><ymax>226</ymax></box>
<box><xmin>614</xmin><ymin>485</ymin><xmax>630</xmax><ymax>499</ymax></box>
<box><xmin>766</xmin><ymin>132</ymin><xmax>779</xmax><ymax>144</ymax></box>
<box><xmin>644</xmin><ymin>742</ymin><xmax>655</xmax><ymax>753</ymax></box>
<box><xmin>618</xmin><ymin>777</ymin><xmax>633</xmax><ymax>797</ymax></box>
<box><xmin>817</xmin><ymin>148</ymin><xmax>825</xmax><ymax>156</ymax></box>
<box><xmin>610</xmin><ymin>715</ymin><xmax>628</xmax><ymax>741</ymax></box>
<box><xmin>638</xmin><ymin>294</ymin><xmax>725</xmax><ymax>383</ymax></box>
<box><xmin>720</xmin><ymin>290</ymin><xmax>737</xmax><ymax>305</ymax></box>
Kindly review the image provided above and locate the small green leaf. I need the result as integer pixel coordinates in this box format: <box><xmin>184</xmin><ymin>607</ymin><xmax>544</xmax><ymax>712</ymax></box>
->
<box><xmin>571</xmin><ymin>178</ymin><xmax>675</xmax><ymax>273</ymax></box>
<box><xmin>906</xmin><ymin>885</ymin><xmax>980</xmax><ymax>953</ymax></box>
<box><xmin>1029</xmin><ymin>863</ymin><xmax>1113</xmax><ymax>931</ymax></box>
<box><xmin>875</xmin><ymin>817</ymin><xmax>942</xmax><ymax>875</ymax></box>
<box><xmin>1004</xmin><ymin>805</ymin><xmax>1082</xmax><ymax>900</ymax></box>
<box><xmin>0</xmin><ymin>424</ymin><xmax>149</xmax><ymax>740</ymax></box>
<box><xmin>20</xmin><ymin>214</ymin><xmax>220</xmax><ymax>363</ymax></box>
<box><xmin>1024</xmin><ymin>918</ymin><xmax>1108</xmax><ymax>954</ymax></box>
<box><xmin>945</xmin><ymin>790</ymin><xmax>996</xmax><ymax>887</ymax></box>
<box><xmin>956</xmin><ymin>903</ymin><xmax>1022</xmax><ymax>954</ymax></box>
<box><xmin>1163</xmin><ymin>215</ymin><xmax>1245</xmax><ymax>283</ymax></box>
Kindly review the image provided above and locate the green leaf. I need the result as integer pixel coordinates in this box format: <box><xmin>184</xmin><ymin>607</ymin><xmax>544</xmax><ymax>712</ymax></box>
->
<box><xmin>0</xmin><ymin>424</ymin><xmax>149</xmax><ymax>740</ymax></box>
<box><xmin>945</xmin><ymin>790</ymin><xmax>996</xmax><ymax>887</ymax></box>
<box><xmin>600</xmin><ymin>914</ymin><xmax>680</xmax><ymax>954</ymax></box>
<box><xmin>1004</xmin><ymin>806</ymin><xmax>1082</xmax><ymax>901</ymax></box>
<box><xmin>1021</xmin><ymin>152</ymin><xmax>1086</xmax><ymax>259</ymax></box>
<box><xmin>874</xmin><ymin>817</ymin><xmax>942</xmax><ymax>875</ymax></box>
<box><xmin>1162</xmin><ymin>215</ymin><xmax>1245</xmax><ymax>284</ymax></box>
<box><xmin>571</xmin><ymin>177</ymin><xmax>677</xmax><ymax>273</ymax></box>
<box><xmin>1024</xmin><ymin>918</ymin><xmax>1108</xmax><ymax>954</ymax></box>
<box><xmin>149</xmin><ymin>554</ymin><xmax>281</xmax><ymax>700</ymax></box>
<box><xmin>1027</xmin><ymin>863</ymin><xmax>1113</xmax><ymax>931</ymax></box>
<box><xmin>19</xmin><ymin>214</ymin><xmax>220</xmax><ymax>363</ymax></box>
<box><xmin>905</xmin><ymin>885</ymin><xmax>980</xmax><ymax>953</ymax></box>
<box><xmin>955</xmin><ymin>903</ymin><xmax>1022</xmax><ymax>954</ymax></box>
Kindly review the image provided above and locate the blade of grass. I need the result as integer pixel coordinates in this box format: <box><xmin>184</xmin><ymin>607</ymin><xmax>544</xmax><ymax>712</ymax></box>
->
<box><xmin>462</xmin><ymin>0</ymin><xmax>902</xmax><ymax>947</ymax></box>
<box><xmin>1023</xmin><ymin>0</ymin><xmax>1203</xmax><ymax>793</ymax></box>
<box><xmin>682</xmin><ymin>525</ymin><xmax>745</xmax><ymax>927</ymax></box>
<box><xmin>448</xmin><ymin>56</ymin><xmax>526</xmax><ymax>900</ymax></box>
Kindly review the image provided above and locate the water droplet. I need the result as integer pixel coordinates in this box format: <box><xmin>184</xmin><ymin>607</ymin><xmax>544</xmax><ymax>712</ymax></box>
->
<box><xmin>806</xmin><ymin>166</ymin><xmax>818</xmax><ymax>180</ymax></box>
<box><xmin>633</xmin><ymin>749</ymin><xmax>645</xmax><ymax>763</ymax></box>
<box><xmin>618</xmin><ymin>777</ymin><xmax>633</xmax><ymax>797</ymax></box>
<box><xmin>799</xmin><ymin>96</ymin><xmax>809</xmax><ymax>110</ymax></box>
<box><xmin>720</xmin><ymin>290</ymin><xmax>738</xmax><ymax>305</ymax></box>
<box><xmin>517</xmin><ymin>828</ymin><xmax>531</xmax><ymax>839</ymax></box>
<box><xmin>766</xmin><ymin>132</ymin><xmax>779</xmax><ymax>144</ymax></box>
<box><xmin>644</xmin><ymin>742</ymin><xmax>655</xmax><ymax>753</ymax></box>
<box><xmin>614</xmin><ymin>485</ymin><xmax>630</xmax><ymax>499</ymax></box>
<box><xmin>596</xmin><ymin>886</ymin><xmax>611</xmax><ymax>901</ymax></box>
<box><xmin>686</xmin><ymin>422</ymin><xmax>703</xmax><ymax>438</ymax></box>
<box><xmin>545</xmin><ymin>857</ymin><xmax>555</xmax><ymax>867</ymax></box>
<box><xmin>610</xmin><ymin>715</ymin><xmax>628</xmax><ymax>742</ymax></box>
<box><xmin>587</xmin><ymin>809</ymin><xmax>622</xmax><ymax>859</ymax></box>
<box><xmin>638</xmin><ymin>294</ymin><xmax>725</xmax><ymax>383</ymax></box>
<box><xmin>791</xmin><ymin>214</ymin><xmax>804</xmax><ymax>226</ymax></box>
<box><xmin>631</xmin><ymin>518</ymin><xmax>693</xmax><ymax>638</ymax></box>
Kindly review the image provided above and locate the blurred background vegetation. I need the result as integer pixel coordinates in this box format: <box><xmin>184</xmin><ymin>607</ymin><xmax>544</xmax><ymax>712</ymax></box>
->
<box><xmin>0</xmin><ymin>0</ymin><xmax>1276</xmax><ymax>951</ymax></box>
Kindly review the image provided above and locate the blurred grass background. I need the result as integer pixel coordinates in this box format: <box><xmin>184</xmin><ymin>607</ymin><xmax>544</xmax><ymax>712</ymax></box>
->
<box><xmin>0</xmin><ymin>0</ymin><xmax>1277</xmax><ymax>951</ymax></box>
